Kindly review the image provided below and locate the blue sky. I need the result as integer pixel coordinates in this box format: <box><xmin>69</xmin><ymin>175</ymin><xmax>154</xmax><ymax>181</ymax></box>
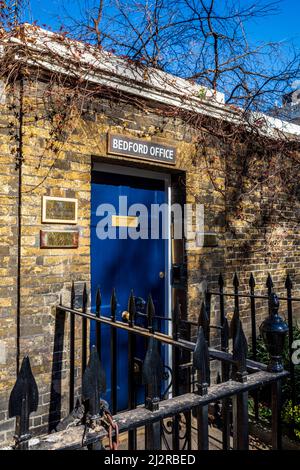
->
<box><xmin>247</xmin><ymin>0</ymin><xmax>300</xmax><ymax>46</ymax></box>
<box><xmin>25</xmin><ymin>0</ymin><xmax>300</xmax><ymax>94</ymax></box>
<box><xmin>26</xmin><ymin>0</ymin><xmax>300</xmax><ymax>49</ymax></box>
<box><xmin>16</xmin><ymin>1</ymin><xmax>300</xmax><ymax>105</ymax></box>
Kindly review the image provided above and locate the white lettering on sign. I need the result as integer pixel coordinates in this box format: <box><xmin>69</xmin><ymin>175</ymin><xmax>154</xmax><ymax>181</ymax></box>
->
<box><xmin>113</xmin><ymin>137</ymin><xmax>149</xmax><ymax>155</ymax></box>
<box><xmin>108</xmin><ymin>134</ymin><xmax>176</xmax><ymax>164</ymax></box>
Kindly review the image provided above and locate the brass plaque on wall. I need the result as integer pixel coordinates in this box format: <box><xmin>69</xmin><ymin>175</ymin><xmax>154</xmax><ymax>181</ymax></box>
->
<box><xmin>40</xmin><ymin>230</ymin><xmax>79</xmax><ymax>249</ymax></box>
<box><xmin>42</xmin><ymin>196</ymin><xmax>78</xmax><ymax>224</ymax></box>
<box><xmin>108</xmin><ymin>133</ymin><xmax>176</xmax><ymax>165</ymax></box>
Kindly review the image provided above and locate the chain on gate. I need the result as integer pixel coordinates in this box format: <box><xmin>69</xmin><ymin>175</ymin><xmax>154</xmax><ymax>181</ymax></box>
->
<box><xmin>81</xmin><ymin>399</ymin><xmax>119</xmax><ymax>450</ymax></box>
<box><xmin>101</xmin><ymin>408</ymin><xmax>119</xmax><ymax>450</ymax></box>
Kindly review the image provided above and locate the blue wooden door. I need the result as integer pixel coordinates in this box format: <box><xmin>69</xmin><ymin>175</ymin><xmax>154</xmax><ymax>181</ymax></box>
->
<box><xmin>90</xmin><ymin>171</ymin><xmax>167</xmax><ymax>411</ymax></box>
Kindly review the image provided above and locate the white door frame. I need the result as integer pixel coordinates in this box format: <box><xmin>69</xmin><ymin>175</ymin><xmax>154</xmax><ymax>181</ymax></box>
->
<box><xmin>92</xmin><ymin>161</ymin><xmax>172</xmax><ymax>340</ymax></box>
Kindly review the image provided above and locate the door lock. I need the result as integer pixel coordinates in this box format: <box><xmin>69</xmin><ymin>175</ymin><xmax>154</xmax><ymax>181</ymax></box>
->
<box><xmin>159</xmin><ymin>271</ymin><xmax>165</xmax><ymax>279</ymax></box>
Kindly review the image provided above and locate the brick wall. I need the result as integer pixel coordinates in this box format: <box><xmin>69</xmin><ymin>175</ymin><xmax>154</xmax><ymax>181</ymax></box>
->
<box><xmin>225</xmin><ymin>143</ymin><xmax>300</xmax><ymax>329</ymax></box>
<box><xmin>0</xmin><ymin>82</ymin><xmax>19</xmax><ymax>445</ymax></box>
<box><xmin>0</xmin><ymin>76</ymin><xmax>299</xmax><ymax>445</ymax></box>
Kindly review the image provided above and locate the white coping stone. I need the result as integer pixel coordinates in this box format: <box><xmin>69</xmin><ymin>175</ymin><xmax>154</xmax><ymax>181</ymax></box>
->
<box><xmin>2</xmin><ymin>24</ymin><xmax>300</xmax><ymax>139</ymax></box>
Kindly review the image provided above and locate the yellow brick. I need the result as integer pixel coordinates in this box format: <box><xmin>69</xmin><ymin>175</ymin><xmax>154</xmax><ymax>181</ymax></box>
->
<box><xmin>0</xmin><ymin>298</ymin><xmax>12</xmax><ymax>307</ymax></box>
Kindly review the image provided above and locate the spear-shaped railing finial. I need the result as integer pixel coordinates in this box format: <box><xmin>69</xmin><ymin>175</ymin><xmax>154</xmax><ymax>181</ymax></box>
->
<box><xmin>249</xmin><ymin>273</ymin><xmax>256</xmax><ymax>289</ymax></box>
<box><xmin>266</xmin><ymin>273</ymin><xmax>274</xmax><ymax>296</ymax></box>
<box><xmin>95</xmin><ymin>286</ymin><xmax>101</xmax><ymax>315</ymax></box>
<box><xmin>71</xmin><ymin>281</ymin><xmax>75</xmax><ymax>309</ymax></box>
<box><xmin>142</xmin><ymin>338</ymin><xmax>164</xmax><ymax>411</ymax></box>
<box><xmin>128</xmin><ymin>290</ymin><xmax>136</xmax><ymax>327</ymax></box>
<box><xmin>233</xmin><ymin>273</ymin><xmax>239</xmax><ymax>290</ymax></box>
<box><xmin>82</xmin><ymin>345</ymin><xmax>106</xmax><ymax>418</ymax></box>
<box><xmin>285</xmin><ymin>273</ymin><xmax>293</xmax><ymax>291</ymax></box>
<box><xmin>146</xmin><ymin>294</ymin><xmax>155</xmax><ymax>333</ymax></box>
<box><xmin>110</xmin><ymin>288</ymin><xmax>117</xmax><ymax>322</ymax></box>
<box><xmin>232</xmin><ymin>319</ymin><xmax>248</xmax><ymax>383</ymax></box>
<box><xmin>198</xmin><ymin>300</ymin><xmax>210</xmax><ymax>343</ymax></box>
<box><xmin>82</xmin><ymin>283</ymin><xmax>88</xmax><ymax>312</ymax></box>
<box><xmin>193</xmin><ymin>326</ymin><xmax>210</xmax><ymax>396</ymax></box>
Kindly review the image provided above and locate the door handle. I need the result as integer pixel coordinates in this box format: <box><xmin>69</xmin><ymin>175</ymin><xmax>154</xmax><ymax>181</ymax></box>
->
<box><xmin>159</xmin><ymin>271</ymin><xmax>165</xmax><ymax>279</ymax></box>
<box><xmin>122</xmin><ymin>310</ymin><xmax>130</xmax><ymax>322</ymax></box>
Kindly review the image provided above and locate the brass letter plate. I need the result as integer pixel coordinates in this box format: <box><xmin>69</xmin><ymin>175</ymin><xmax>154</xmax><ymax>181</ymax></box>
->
<box><xmin>112</xmin><ymin>215</ymin><xmax>139</xmax><ymax>228</ymax></box>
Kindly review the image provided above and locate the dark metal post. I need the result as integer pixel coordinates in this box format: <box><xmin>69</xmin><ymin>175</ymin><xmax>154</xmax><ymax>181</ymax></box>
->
<box><xmin>82</xmin><ymin>283</ymin><xmax>88</xmax><ymax>374</ymax></box>
<box><xmin>266</xmin><ymin>274</ymin><xmax>274</xmax><ymax>315</ymax></box>
<box><xmin>128</xmin><ymin>290</ymin><xmax>137</xmax><ymax>450</ymax></box>
<box><xmin>231</xmin><ymin>318</ymin><xmax>248</xmax><ymax>383</ymax></box>
<box><xmin>229</xmin><ymin>278</ymin><xmax>242</xmax><ymax>448</ymax></box>
<box><xmin>232</xmin><ymin>391</ymin><xmax>249</xmax><ymax>450</ymax></box>
<box><xmin>198</xmin><ymin>297</ymin><xmax>210</xmax><ymax>346</ymax></box>
<box><xmin>145</xmin><ymin>421</ymin><xmax>161</xmax><ymax>450</ymax></box>
<box><xmin>219</xmin><ymin>269</ymin><xmax>232</xmax><ymax>450</ymax></box>
<box><xmin>8</xmin><ymin>357</ymin><xmax>39</xmax><ymax>450</ymax></box>
<box><xmin>249</xmin><ymin>273</ymin><xmax>257</xmax><ymax>360</ymax></box>
<box><xmin>193</xmin><ymin>326</ymin><xmax>209</xmax><ymax>450</ymax></box>
<box><xmin>172</xmin><ymin>300</ymin><xmax>180</xmax><ymax>450</ymax></box>
<box><xmin>82</xmin><ymin>345</ymin><xmax>106</xmax><ymax>450</ymax></box>
<box><xmin>259</xmin><ymin>292</ymin><xmax>288</xmax><ymax>451</ymax></box>
<box><xmin>233</xmin><ymin>273</ymin><xmax>239</xmax><ymax>312</ymax></box>
<box><xmin>82</xmin><ymin>346</ymin><xmax>106</xmax><ymax>417</ymax></box>
<box><xmin>221</xmin><ymin>316</ymin><xmax>229</xmax><ymax>353</ymax></box>
<box><xmin>142</xmin><ymin>336</ymin><xmax>163</xmax><ymax>450</ymax></box>
<box><xmin>230</xmin><ymin>306</ymin><xmax>240</xmax><ymax>346</ymax></box>
<box><xmin>95</xmin><ymin>287</ymin><xmax>102</xmax><ymax>361</ymax></box>
<box><xmin>147</xmin><ymin>294</ymin><xmax>155</xmax><ymax>333</ymax></box>
<box><xmin>260</xmin><ymin>293</ymin><xmax>289</xmax><ymax>373</ymax></box>
<box><xmin>221</xmin><ymin>317</ymin><xmax>231</xmax><ymax>450</ymax></box>
<box><xmin>271</xmin><ymin>380</ymin><xmax>282</xmax><ymax>450</ymax></box>
<box><xmin>110</xmin><ymin>288</ymin><xmax>117</xmax><ymax>415</ymax></box>
<box><xmin>69</xmin><ymin>281</ymin><xmax>75</xmax><ymax>413</ymax></box>
<box><xmin>231</xmin><ymin>319</ymin><xmax>249</xmax><ymax>450</ymax></box>
<box><xmin>218</xmin><ymin>274</ymin><xmax>225</xmax><ymax>326</ymax></box>
<box><xmin>249</xmin><ymin>273</ymin><xmax>259</xmax><ymax>420</ymax></box>
<box><xmin>285</xmin><ymin>274</ymin><xmax>296</xmax><ymax>407</ymax></box>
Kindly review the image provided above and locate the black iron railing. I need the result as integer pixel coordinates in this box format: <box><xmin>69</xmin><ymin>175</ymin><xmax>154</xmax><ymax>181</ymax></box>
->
<box><xmin>207</xmin><ymin>273</ymin><xmax>299</xmax><ymax>422</ymax></box>
<box><xmin>6</xmin><ymin>273</ymin><xmax>292</xmax><ymax>451</ymax></box>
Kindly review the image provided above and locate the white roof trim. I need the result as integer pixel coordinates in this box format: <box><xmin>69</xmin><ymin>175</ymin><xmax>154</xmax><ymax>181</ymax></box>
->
<box><xmin>4</xmin><ymin>24</ymin><xmax>300</xmax><ymax>140</ymax></box>
<box><xmin>9</xmin><ymin>24</ymin><xmax>225</xmax><ymax>102</ymax></box>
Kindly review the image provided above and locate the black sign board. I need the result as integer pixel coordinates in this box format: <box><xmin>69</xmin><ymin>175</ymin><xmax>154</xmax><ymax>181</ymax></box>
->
<box><xmin>108</xmin><ymin>134</ymin><xmax>176</xmax><ymax>165</ymax></box>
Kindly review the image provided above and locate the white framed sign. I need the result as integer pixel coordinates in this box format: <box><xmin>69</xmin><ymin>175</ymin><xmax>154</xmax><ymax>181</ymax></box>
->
<box><xmin>42</xmin><ymin>196</ymin><xmax>78</xmax><ymax>224</ymax></box>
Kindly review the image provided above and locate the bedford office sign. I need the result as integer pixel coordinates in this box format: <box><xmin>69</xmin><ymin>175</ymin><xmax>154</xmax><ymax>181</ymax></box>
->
<box><xmin>108</xmin><ymin>133</ymin><xmax>176</xmax><ymax>165</ymax></box>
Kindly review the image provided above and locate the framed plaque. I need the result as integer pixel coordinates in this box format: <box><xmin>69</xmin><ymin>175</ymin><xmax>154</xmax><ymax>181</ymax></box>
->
<box><xmin>42</xmin><ymin>196</ymin><xmax>78</xmax><ymax>224</ymax></box>
<box><xmin>40</xmin><ymin>230</ymin><xmax>79</xmax><ymax>249</ymax></box>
